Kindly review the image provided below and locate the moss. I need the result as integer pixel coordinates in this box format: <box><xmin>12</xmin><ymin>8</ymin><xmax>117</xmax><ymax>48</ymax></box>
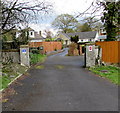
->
<box><xmin>89</xmin><ymin>65</ymin><xmax>120</xmax><ymax>85</ymax></box>
<box><xmin>55</xmin><ymin>65</ymin><xmax>64</xmax><ymax>69</ymax></box>
<box><xmin>35</xmin><ymin>65</ymin><xmax>45</xmax><ymax>69</ymax></box>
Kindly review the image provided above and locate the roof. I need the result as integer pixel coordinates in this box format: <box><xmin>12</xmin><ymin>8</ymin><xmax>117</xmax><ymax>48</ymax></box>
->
<box><xmin>26</xmin><ymin>27</ymin><xmax>34</xmax><ymax>31</ymax></box>
<box><xmin>58</xmin><ymin>31</ymin><xmax>97</xmax><ymax>40</ymax></box>
<box><xmin>66</xmin><ymin>31</ymin><xmax>97</xmax><ymax>39</ymax></box>
<box><xmin>34</xmin><ymin>32</ymin><xmax>44</xmax><ymax>39</ymax></box>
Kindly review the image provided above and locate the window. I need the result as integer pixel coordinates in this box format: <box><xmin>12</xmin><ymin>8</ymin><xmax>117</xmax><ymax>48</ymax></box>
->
<box><xmin>31</xmin><ymin>32</ymin><xmax>33</xmax><ymax>35</ymax></box>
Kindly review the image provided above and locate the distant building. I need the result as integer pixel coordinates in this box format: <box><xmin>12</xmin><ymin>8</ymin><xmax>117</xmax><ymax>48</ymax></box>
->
<box><xmin>55</xmin><ymin>31</ymin><xmax>103</xmax><ymax>46</ymax></box>
<box><xmin>16</xmin><ymin>27</ymin><xmax>45</xmax><ymax>42</ymax></box>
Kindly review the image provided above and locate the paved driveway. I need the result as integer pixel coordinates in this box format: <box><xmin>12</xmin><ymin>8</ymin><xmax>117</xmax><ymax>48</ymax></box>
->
<box><xmin>2</xmin><ymin>50</ymin><xmax>118</xmax><ymax>111</ymax></box>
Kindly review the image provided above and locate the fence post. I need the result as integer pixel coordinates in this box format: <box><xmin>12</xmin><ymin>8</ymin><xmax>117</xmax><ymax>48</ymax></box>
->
<box><xmin>20</xmin><ymin>45</ymin><xmax>30</xmax><ymax>67</ymax></box>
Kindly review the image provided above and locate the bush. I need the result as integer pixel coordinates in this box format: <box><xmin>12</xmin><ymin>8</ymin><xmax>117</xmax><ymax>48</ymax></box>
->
<box><xmin>54</xmin><ymin>48</ymin><xmax>57</xmax><ymax>51</ymax></box>
<box><xmin>68</xmin><ymin>42</ymin><xmax>78</xmax><ymax>56</ymax></box>
<box><xmin>31</xmin><ymin>49</ymin><xmax>40</xmax><ymax>54</ymax></box>
<box><xmin>30</xmin><ymin>53</ymin><xmax>46</xmax><ymax>65</ymax></box>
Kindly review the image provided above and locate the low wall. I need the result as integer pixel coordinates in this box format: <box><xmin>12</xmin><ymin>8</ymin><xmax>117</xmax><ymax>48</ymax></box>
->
<box><xmin>2</xmin><ymin>50</ymin><xmax>20</xmax><ymax>63</ymax></box>
<box><xmin>29</xmin><ymin>42</ymin><xmax>62</xmax><ymax>54</ymax></box>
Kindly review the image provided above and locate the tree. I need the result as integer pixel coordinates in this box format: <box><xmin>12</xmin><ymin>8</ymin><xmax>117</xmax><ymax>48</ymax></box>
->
<box><xmin>75</xmin><ymin>0</ymin><xmax>119</xmax><ymax>41</ymax></box>
<box><xmin>1</xmin><ymin>0</ymin><xmax>52</xmax><ymax>35</ymax></box>
<box><xmin>71</xmin><ymin>35</ymin><xmax>79</xmax><ymax>43</ymax></box>
<box><xmin>44</xmin><ymin>29</ymin><xmax>53</xmax><ymax>39</ymax></box>
<box><xmin>52</xmin><ymin>14</ymin><xmax>78</xmax><ymax>33</ymax></box>
<box><xmin>77</xmin><ymin>23</ymin><xmax>92</xmax><ymax>32</ymax></box>
<box><xmin>101</xmin><ymin>1</ymin><xmax>120</xmax><ymax>41</ymax></box>
<box><xmin>17</xmin><ymin>28</ymin><xmax>29</xmax><ymax>44</ymax></box>
<box><xmin>82</xmin><ymin>17</ymin><xmax>103</xmax><ymax>31</ymax></box>
<box><xmin>76</xmin><ymin>17</ymin><xmax>103</xmax><ymax>32</ymax></box>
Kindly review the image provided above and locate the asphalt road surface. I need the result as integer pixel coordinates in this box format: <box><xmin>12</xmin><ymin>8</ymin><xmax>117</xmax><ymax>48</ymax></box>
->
<box><xmin>2</xmin><ymin>49</ymin><xmax>118</xmax><ymax>111</ymax></box>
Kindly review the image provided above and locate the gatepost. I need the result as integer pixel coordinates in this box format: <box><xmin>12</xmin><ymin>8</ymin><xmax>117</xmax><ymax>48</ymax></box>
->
<box><xmin>20</xmin><ymin>45</ymin><xmax>30</xmax><ymax>67</ymax></box>
<box><xmin>85</xmin><ymin>43</ymin><xmax>96</xmax><ymax>67</ymax></box>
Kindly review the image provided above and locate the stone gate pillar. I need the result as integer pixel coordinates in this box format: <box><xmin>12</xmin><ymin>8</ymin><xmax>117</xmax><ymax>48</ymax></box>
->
<box><xmin>20</xmin><ymin>45</ymin><xmax>30</xmax><ymax>67</ymax></box>
<box><xmin>85</xmin><ymin>43</ymin><xmax>96</xmax><ymax>67</ymax></box>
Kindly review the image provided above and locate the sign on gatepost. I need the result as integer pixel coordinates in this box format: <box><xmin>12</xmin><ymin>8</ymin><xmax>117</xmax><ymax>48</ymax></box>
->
<box><xmin>89</xmin><ymin>46</ymin><xmax>93</xmax><ymax>51</ymax></box>
<box><xmin>20</xmin><ymin>45</ymin><xmax>30</xmax><ymax>67</ymax></box>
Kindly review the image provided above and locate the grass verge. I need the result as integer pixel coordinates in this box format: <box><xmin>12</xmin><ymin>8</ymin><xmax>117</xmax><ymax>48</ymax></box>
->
<box><xmin>30</xmin><ymin>53</ymin><xmax>46</xmax><ymax>65</ymax></box>
<box><xmin>1</xmin><ymin>63</ymin><xmax>28</xmax><ymax>90</ymax></box>
<box><xmin>89</xmin><ymin>65</ymin><xmax>120</xmax><ymax>85</ymax></box>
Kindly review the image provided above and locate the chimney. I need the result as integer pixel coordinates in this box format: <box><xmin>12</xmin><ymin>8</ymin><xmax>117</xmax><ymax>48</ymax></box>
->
<box><xmin>39</xmin><ymin>31</ymin><xmax>41</xmax><ymax>37</ymax></box>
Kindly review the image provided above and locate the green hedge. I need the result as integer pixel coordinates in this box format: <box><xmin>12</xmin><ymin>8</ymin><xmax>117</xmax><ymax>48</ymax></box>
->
<box><xmin>30</xmin><ymin>53</ymin><xmax>46</xmax><ymax>65</ymax></box>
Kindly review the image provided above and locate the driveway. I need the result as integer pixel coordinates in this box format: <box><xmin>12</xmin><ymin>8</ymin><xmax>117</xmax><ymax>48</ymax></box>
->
<box><xmin>2</xmin><ymin>49</ymin><xmax>118</xmax><ymax>111</ymax></box>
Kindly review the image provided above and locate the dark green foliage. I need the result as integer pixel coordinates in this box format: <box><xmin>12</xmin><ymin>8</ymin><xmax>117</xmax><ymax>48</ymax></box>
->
<box><xmin>101</xmin><ymin>1</ymin><xmax>120</xmax><ymax>41</ymax></box>
<box><xmin>71</xmin><ymin>35</ymin><xmax>79</xmax><ymax>43</ymax></box>
<box><xmin>80</xmin><ymin>23</ymin><xmax>92</xmax><ymax>32</ymax></box>
<box><xmin>30</xmin><ymin>47</ymin><xmax>40</xmax><ymax>54</ymax></box>
<box><xmin>45</xmin><ymin>38</ymin><xmax>55</xmax><ymax>42</ymax></box>
<box><xmin>31</xmin><ymin>49</ymin><xmax>40</xmax><ymax>54</ymax></box>
<box><xmin>30</xmin><ymin>53</ymin><xmax>46</xmax><ymax>65</ymax></box>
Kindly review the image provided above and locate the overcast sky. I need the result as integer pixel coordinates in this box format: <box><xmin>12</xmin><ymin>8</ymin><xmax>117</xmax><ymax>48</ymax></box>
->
<box><xmin>28</xmin><ymin>0</ymin><xmax>97</xmax><ymax>35</ymax></box>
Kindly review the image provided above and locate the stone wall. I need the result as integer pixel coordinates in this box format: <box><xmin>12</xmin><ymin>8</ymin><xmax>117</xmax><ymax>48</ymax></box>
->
<box><xmin>2</xmin><ymin>50</ymin><xmax>20</xmax><ymax>64</ymax></box>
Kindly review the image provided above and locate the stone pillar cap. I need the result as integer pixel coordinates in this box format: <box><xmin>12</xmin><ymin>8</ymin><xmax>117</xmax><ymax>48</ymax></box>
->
<box><xmin>20</xmin><ymin>45</ymin><xmax>29</xmax><ymax>48</ymax></box>
<box><xmin>85</xmin><ymin>43</ymin><xmax>95</xmax><ymax>45</ymax></box>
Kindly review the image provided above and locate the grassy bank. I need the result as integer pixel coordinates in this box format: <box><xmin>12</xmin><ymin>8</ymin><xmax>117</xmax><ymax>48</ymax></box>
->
<box><xmin>30</xmin><ymin>53</ymin><xmax>46</xmax><ymax>65</ymax></box>
<box><xmin>89</xmin><ymin>65</ymin><xmax>120</xmax><ymax>85</ymax></box>
<box><xmin>1</xmin><ymin>63</ymin><xmax>28</xmax><ymax>90</ymax></box>
<box><xmin>1</xmin><ymin>54</ymin><xmax>46</xmax><ymax>91</ymax></box>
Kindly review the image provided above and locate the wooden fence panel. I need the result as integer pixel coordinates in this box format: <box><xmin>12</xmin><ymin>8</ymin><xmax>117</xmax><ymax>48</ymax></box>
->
<box><xmin>29</xmin><ymin>42</ymin><xmax>62</xmax><ymax>54</ymax></box>
<box><xmin>96</xmin><ymin>41</ymin><xmax>120</xmax><ymax>63</ymax></box>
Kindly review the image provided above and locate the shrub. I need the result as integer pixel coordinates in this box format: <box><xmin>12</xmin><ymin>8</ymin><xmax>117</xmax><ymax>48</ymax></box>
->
<box><xmin>68</xmin><ymin>42</ymin><xmax>78</xmax><ymax>56</ymax></box>
<box><xmin>31</xmin><ymin>49</ymin><xmax>39</xmax><ymax>54</ymax></box>
<box><xmin>30</xmin><ymin>53</ymin><xmax>46</xmax><ymax>65</ymax></box>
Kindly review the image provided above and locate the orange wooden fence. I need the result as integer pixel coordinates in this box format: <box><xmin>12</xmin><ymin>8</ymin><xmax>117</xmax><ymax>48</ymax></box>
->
<box><xmin>96</xmin><ymin>41</ymin><xmax>120</xmax><ymax>63</ymax></box>
<box><xmin>29</xmin><ymin>42</ymin><xmax>62</xmax><ymax>53</ymax></box>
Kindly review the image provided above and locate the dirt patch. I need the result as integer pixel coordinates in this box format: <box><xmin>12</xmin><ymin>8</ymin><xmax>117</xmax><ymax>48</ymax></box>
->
<box><xmin>1</xmin><ymin>88</ymin><xmax>17</xmax><ymax>103</ymax></box>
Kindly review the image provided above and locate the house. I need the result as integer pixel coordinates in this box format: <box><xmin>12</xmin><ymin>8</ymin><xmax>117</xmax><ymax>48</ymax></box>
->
<box><xmin>2</xmin><ymin>27</ymin><xmax>45</xmax><ymax>49</ymax></box>
<box><xmin>16</xmin><ymin>27</ymin><xmax>45</xmax><ymax>42</ymax></box>
<box><xmin>56</xmin><ymin>31</ymin><xmax>100</xmax><ymax>46</ymax></box>
<box><xmin>97</xmin><ymin>28</ymin><xmax>107</xmax><ymax>41</ymax></box>
<box><xmin>55</xmin><ymin>33</ymin><xmax>71</xmax><ymax>46</ymax></box>
<box><xmin>55</xmin><ymin>30</ymin><xmax>109</xmax><ymax>46</ymax></box>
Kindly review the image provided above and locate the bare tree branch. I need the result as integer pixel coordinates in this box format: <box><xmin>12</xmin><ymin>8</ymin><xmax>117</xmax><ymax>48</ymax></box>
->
<box><xmin>1</xmin><ymin>0</ymin><xmax>53</xmax><ymax>35</ymax></box>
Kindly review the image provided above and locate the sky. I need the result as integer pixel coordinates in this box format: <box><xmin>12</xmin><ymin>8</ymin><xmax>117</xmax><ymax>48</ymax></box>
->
<box><xmin>28</xmin><ymin>0</ymin><xmax>98</xmax><ymax>35</ymax></box>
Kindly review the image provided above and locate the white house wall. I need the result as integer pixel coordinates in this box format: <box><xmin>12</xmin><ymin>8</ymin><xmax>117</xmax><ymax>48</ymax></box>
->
<box><xmin>29</xmin><ymin>31</ymin><xmax>35</xmax><ymax>38</ymax></box>
<box><xmin>94</xmin><ymin>32</ymin><xmax>99</xmax><ymax>41</ymax></box>
<box><xmin>30</xmin><ymin>40</ymin><xmax>43</xmax><ymax>42</ymax></box>
<box><xmin>16</xmin><ymin>32</ymin><xmax>21</xmax><ymax>38</ymax></box>
<box><xmin>78</xmin><ymin>39</ymin><xmax>89</xmax><ymax>43</ymax></box>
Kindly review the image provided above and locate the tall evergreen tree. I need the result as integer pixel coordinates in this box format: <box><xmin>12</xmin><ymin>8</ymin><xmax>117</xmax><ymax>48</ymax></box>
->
<box><xmin>101</xmin><ymin>1</ymin><xmax>120</xmax><ymax>41</ymax></box>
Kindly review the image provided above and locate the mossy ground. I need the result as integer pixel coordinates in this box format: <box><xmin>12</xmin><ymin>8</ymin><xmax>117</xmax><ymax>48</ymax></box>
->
<box><xmin>89</xmin><ymin>65</ymin><xmax>120</xmax><ymax>85</ymax></box>
<box><xmin>1</xmin><ymin>63</ymin><xmax>28</xmax><ymax>90</ymax></box>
